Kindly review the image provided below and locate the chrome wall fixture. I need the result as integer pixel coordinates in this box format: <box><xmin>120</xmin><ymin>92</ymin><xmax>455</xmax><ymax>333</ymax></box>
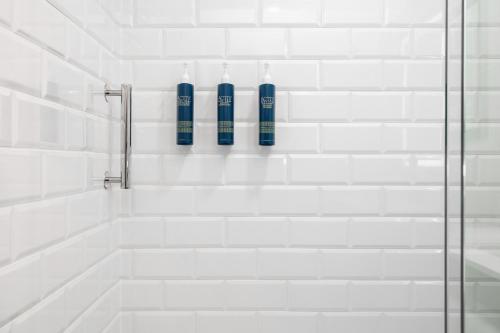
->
<box><xmin>103</xmin><ymin>84</ymin><xmax>132</xmax><ymax>189</ymax></box>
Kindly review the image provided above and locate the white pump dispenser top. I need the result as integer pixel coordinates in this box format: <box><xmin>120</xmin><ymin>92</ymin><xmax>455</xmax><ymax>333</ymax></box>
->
<box><xmin>181</xmin><ymin>63</ymin><xmax>190</xmax><ymax>84</ymax></box>
<box><xmin>263</xmin><ymin>63</ymin><xmax>272</xmax><ymax>84</ymax></box>
<box><xmin>221</xmin><ymin>62</ymin><xmax>231</xmax><ymax>84</ymax></box>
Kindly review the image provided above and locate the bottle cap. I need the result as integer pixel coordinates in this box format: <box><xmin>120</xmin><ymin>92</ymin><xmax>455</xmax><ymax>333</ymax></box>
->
<box><xmin>181</xmin><ymin>63</ymin><xmax>190</xmax><ymax>83</ymax></box>
<box><xmin>221</xmin><ymin>62</ymin><xmax>231</xmax><ymax>84</ymax></box>
<box><xmin>263</xmin><ymin>63</ymin><xmax>272</xmax><ymax>84</ymax></box>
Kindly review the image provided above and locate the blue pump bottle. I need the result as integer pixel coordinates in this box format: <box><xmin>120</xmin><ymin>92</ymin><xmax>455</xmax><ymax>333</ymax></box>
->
<box><xmin>177</xmin><ymin>63</ymin><xmax>194</xmax><ymax>145</ymax></box>
<box><xmin>217</xmin><ymin>63</ymin><xmax>234</xmax><ymax>145</ymax></box>
<box><xmin>259</xmin><ymin>63</ymin><xmax>275</xmax><ymax>146</ymax></box>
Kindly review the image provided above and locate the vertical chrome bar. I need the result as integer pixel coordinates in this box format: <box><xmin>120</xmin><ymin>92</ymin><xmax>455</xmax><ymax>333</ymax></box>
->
<box><xmin>103</xmin><ymin>83</ymin><xmax>132</xmax><ymax>190</ymax></box>
<box><xmin>121</xmin><ymin>84</ymin><xmax>132</xmax><ymax>189</ymax></box>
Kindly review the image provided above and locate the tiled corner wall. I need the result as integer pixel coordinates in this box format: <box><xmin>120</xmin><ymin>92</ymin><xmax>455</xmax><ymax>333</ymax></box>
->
<box><xmin>0</xmin><ymin>0</ymin><xmax>123</xmax><ymax>332</ymax></box>
<box><xmin>118</xmin><ymin>0</ymin><xmax>446</xmax><ymax>332</ymax></box>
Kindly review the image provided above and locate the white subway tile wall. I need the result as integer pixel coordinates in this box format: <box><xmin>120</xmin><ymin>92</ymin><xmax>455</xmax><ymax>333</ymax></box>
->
<box><xmin>0</xmin><ymin>0</ymin><xmax>460</xmax><ymax>332</ymax></box>
<box><xmin>0</xmin><ymin>0</ymin><xmax>122</xmax><ymax>331</ymax></box>
<box><xmin>121</xmin><ymin>0</ymin><xmax>447</xmax><ymax>332</ymax></box>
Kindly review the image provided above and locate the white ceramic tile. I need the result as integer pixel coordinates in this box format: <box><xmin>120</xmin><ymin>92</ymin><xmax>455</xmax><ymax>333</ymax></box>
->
<box><xmin>0</xmin><ymin>208</ymin><xmax>10</xmax><ymax>265</ymax></box>
<box><xmin>288</xmin><ymin>281</ymin><xmax>348</xmax><ymax>310</ymax></box>
<box><xmin>10</xmin><ymin>289</ymin><xmax>66</xmax><ymax>333</ymax></box>
<box><xmin>42</xmin><ymin>238</ymin><xmax>84</xmax><ymax>294</ymax></box>
<box><xmin>67</xmin><ymin>191</ymin><xmax>102</xmax><ymax>235</ymax></box>
<box><xmin>322</xmin><ymin>61</ymin><xmax>383</xmax><ymax>89</ymax></box>
<box><xmin>134</xmin><ymin>313</ymin><xmax>195</xmax><ymax>333</ymax></box>
<box><xmin>352</xmin><ymin>92</ymin><xmax>409</xmax><ymax>120</ymax></box>
<box><xmin>195</xmin><ymin>187</ymin><xmax>257</xmax><ymax>215</ymax></box>
<box><xmin>319</xmin><ymin>314</ymin><xmax>382</xmax><ymax>333</ymax></box>
<box><xmin>164</xmin><ymin>29</ymin><xmax>225</xmax><ymax>57</ymax></box>
<box><xmin>289</xmin><ymin>155</ymin><xmax>349</xmax><ymax>184</ymax></box>
<box><xmin>0</xmin><ymin>90</ymin><xmax>11</xmax><ymax>145</ymax></box>
<box><xmin>322</xmin><ymin>250</ymin><xmax>383</xmax><ymax>278</ymax></box>
<box><xmin>0</xmin><ymin>152</ymin><xmax>41</xmax><ymax>203</ymax></box>
<box><xmin>352</xmin><ymin>29</ymin><xmax>411</xmax><ymax>57</ymax></box>
<box><xmin>121</xmin><ymin>281</ymin><xmax>163</xmax><ymax>309</ymax></box>
<box><xmin>406</xmin><ymin>61</ymin><xmax>444</xmax><ymax>89</ymax></box>
<box><xmin>289</xmin><ymin>218</ymin><xmax>347</xmax><ymax>247</ymax></box>
<box><xmin>321</xmin><ymin>124</ymin><xmax>381</xmax><ymax>152</ymax></box>
<box><xmin>289</xmin><ymin>92</ymin><xmax>350</xmax><ymax>121</ymax></box>
<box><xmin>324</xmin><ymin>0</ymin><xmax>384</xmax><ymax>24</ymax></box>
<box><xmin>0</xmin><ymin>256</ymin><xmax>41</xmax><ymax>324</ymax></box>
<box><xmin>262</xmin><ymin>0</ymin><xmax>320</xmax><ymax>25</ymax></box>
<box><xmin>133</xmin><ymin>91</ymin><xmax>176</xmax><ymax>121</ymax></box>
<box><xmin>47</xmin><ymin>0</ymin><xmax>85</xmax><ymax>25</ymax></box>
<box><xmin>413</xmin><ymin>282</ymin><xmax>444</xmax><ymax>310</ymax></box>
<box><xmin>225</xmin><ymin>281</ymin><xmax>286</xmax><ymax>309</ymax></box>
<box><xmin>385</xmin><ymin>187</ymin><xmax>443</xmax><ymax>216</ymax></box>
<box><xmin>414</xmin><ymin>29</ymin><xmax>445</xmax><ymax>57</ymax></box>
<box><xmin>226</xmin><ymin>218</ymin><xmax>288</xmax><ymax>247</ymax></box>
<box><xmin>43</xmin><ymin>54</ymin><xmax>84</xmax><ymax>109</ymax></box>
<box><xmin>351</xmin><ymin>156</ymin><xmax>411</xmax><ymax>184</ymax></box>
<box><xmin>43</xmin><ymin>153</ymin><xmax>85</xmax><ymax>195</ymax></box>
<box><xmin>350</xmin><ymin>219</ymin><xmax>412</xmax><ymax>247</ymax></box>
<box><xmin>228</xmin><ymin>29</ymin><xmax>286</xmax><ymax>57</ymax></box>
<box><xmin>259</xmin><ymin>187</ymin><xmax>319</xmax><ymax>215</ymax></box>
<box><xmin>15</xmin><ymin>0</ymin><xmax>66</xmax><ymax>55</ymax></box>
<box><xmin>197</xmin><ymin>249</ymin><xmax>256</xmax><ymax>278</ymax></box>
<box><xmin>321</xmin><ymin>187</ymin><xmax>382</xmax><ymax>215</ymax></box>
<box><xmin>197</xmin><ymin>312</ymin><xmax>258</xmax><ymax>333</ymax></box>
<box><xmin>272</xmin><ymin>124</ymin><xmax>318</xmax><ymax>152</ymax></box>
<box><xmin>85</xmin><ymin>0</ymin><xmax>116</xmax><ymax>50</ymax></box>
<box><xmin>258</xmin><ymin>249</ymin><xmax>320</xmax><ymax>278</ymax></box>
<box><xmin>198</xmin><ymin>0</ymin><xmax>257</xmax><ymax>25</ymax></box>
<box><xmin>0</xmin><ymin>30</ymin><xmax>41</xmax><ymax>94</ymax></box>
<box><xmin>132</xmin><ymin>188</ymin><xmax>193</xmax><ymax>215</ymax></box>
<box><xmin>121</xmin><ymin>28</ymin><xmax>162</xmax><ymax>58</ymax></box>
<box><xmin>412</xmin><ymin>92</ymin><xmax>444</xmax><ymax>120</ymax></box>
<box><xmin>14</xmin><ymin>97</ymin><xmax>65</xmax><ymax>148</ymax></box>
<box><xmin>164</xmin><ymin>281</ymin><xmax>225</xmax><ymax>309</ymax></box>
<box><xmin>164</xmin><ymin>218</ymin><xmax>224</xmax><ymax>247</ymax></box>
<box><xmin>385</xmin><ymin>0</ymin><xmax>444</xmax><ymax>25</ymax></box>
<box><xmin>84</xmin><ymin>225</ymin><xmax>110</xmax><ymax>267</ymax></box>
<box><xmin>120</xmin><ymin>218</ymin><xmax>163</xmax><ymax>247</ymax></box>
<box><xmin>225</xmin><ymin>155</ymin><xmax>287</xmax><ymax>184</ymax></box>
<box><xmin>66</xmin><ymin>110</ymin><xmax>86</xmax><ymax>150</ymax></box>
<box><xmin>0</xmin><ymin>0</ymin><xmax>12</xmax><ymax>25</ymax></box>
<box><xmin>261</xmin><ymin>313</ymin><xmax>317</xmax><ymax>333</ymax></box>
<box><xmin>384</xmin><ymin>250</ymin><xmax>443</xmax><ymax>279</ymax></box>
<box><xmin>134</xmin><ymin>250</ymin><xmax>195</xmax><ymax>278</ymax></box>
<box><xmin>135</xmin><ymin>0</ymin><xmax>194</xmax><ymax>26</ymax></box>
<box><xmin>350</xmin><ymin>282</ymin><xmax>410</xmax><ymax>310</ymax></box>
<box><xmin>290</xmin><ymin>28</ymin><xmax>350</xmax><ymax>58</ymax></box>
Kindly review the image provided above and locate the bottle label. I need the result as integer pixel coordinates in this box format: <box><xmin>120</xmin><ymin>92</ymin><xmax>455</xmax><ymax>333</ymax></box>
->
<box><xmin>178</xmin><ymin>95</ymin><xmax>192</xmax><ymax>107</ymax></box>
<box><xmin>218</xmin><ymin>121</ymin><xmax>233</xmax><ymax>133</ymax></box>
<box><xmin>260</xmin><ymin>121</ymin><xmax>274</xmax><ymax>134</ymax></box>
<box><xmin>260</xmin><ymin>96</ymin><xmax>274</xmax><ymax>109</ymax></box>
<box><xmin>177</xmin><ymin>121</ymin><xmax>192</xmax><ymax>133</ymax></box>
<box><xmin>218</xmin><ymin>96</ymin><xmax>233</xmax><ymax>107</ymax></box>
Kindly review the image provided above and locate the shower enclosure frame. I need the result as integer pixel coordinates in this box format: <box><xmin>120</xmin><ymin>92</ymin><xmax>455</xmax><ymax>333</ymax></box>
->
<box><xmin>445</xmin><ymin>0</ymin><xmax>465</xmax><ymax>331</ymax></box>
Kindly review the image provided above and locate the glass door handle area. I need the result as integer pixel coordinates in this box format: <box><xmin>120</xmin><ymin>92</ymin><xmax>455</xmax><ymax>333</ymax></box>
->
<box><xmin>103</xmin><ymin>83</ymin><xmax>132</xmax><ymax>190</ymax></box>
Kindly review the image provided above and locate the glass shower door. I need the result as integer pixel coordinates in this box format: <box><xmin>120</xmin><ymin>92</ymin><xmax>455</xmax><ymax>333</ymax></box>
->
<box><xmin>463</xmin><ymin>0</ymin><xmax>500</xmax><ymax>331</ymax></box>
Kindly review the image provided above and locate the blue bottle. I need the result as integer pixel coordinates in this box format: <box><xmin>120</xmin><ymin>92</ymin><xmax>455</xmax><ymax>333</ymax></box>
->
<box><xmin>217</xmin><ymin>63</ymin><xmax>234</xmax><ymax>145</ymax></box>
<box><xmin>259</xmin><ymin>63</ymin><xmax>275</xmax><ymax>146</ymax></box>
<box><xmin>177</xmin><ymin>64</ymin><xmax>193</xmax><ymax>145</ymax></box>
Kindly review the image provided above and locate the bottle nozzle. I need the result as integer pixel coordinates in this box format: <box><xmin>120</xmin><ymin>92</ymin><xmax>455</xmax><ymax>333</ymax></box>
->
<box><xmin>221</xmin><ymin>62</ymin><xmax>230</xmax><ymax>84</ymax></box>
<box><xmin>181</xmin><ymin>63</ymin><xmax>190</xmax><ymax>83</ymax></box>
<box><xmin>263</xmin><ymin>63</ymin><xmax>272</xmax><ymax>84</ymax></box>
